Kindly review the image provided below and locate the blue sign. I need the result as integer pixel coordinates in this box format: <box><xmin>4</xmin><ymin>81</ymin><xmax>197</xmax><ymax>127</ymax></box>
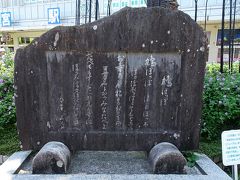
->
<box><xmin>217</xmin><ymin>29</ymin><xmax>240</xmax><ymax>45</ymax></box>
<box><xmin>48</xmin><ymin>8</ymin><xmax>60</xmax><ymax>24</ymax></box>
<box><xmin>1</xmin><ymin>12</ymin><xmax>11</xmax><ymax>27</ymax></box>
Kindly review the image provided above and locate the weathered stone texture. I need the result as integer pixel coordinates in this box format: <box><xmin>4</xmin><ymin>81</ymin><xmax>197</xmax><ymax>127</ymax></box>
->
<box><xmin>15</xmin><ymin>7</ymin><xmax>207</xmax><ymax>151</ymax></box>
<box><xmin>32</xmin><ymin>141</ymin><xmax>71</xmax><ymax>174</ymax></box>
<box><xmin>147</xmin><ymin>0</ymin><xmax>179</xmax><ymax>9</ymax></box>
<box><xmin>148</xmin><ymin>142</ymin><xmax>187</xmax><ymax>174</ymax></box>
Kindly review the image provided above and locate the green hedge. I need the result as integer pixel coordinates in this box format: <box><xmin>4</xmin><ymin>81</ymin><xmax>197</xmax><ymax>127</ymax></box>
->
<box><xmin>0</xmin><ymin>51</ymin><xmax>16</xmax><ymax>129</ymax></box>
<box><xmin>201</xmin><ymin>62</ymin><xmax>240</xmax><ymax>140</ymax></box>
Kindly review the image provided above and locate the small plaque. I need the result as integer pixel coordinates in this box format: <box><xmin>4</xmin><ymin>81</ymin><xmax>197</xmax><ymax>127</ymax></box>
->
<box><xmin>222</xmin><ymin>130</ymin><xmax>240</xmax><ymax>166</ymax></box>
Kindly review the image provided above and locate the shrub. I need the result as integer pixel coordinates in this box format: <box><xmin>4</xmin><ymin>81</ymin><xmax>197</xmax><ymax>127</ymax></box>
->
<box><xmin>201</xmin><ymin>62</ymin><xmax>240</xmax><ymax>140</ymax></box>
<box><xmin>0</xmin><ymin>51</ymin><xmax>16</xmax><ymax>128</ymax></box>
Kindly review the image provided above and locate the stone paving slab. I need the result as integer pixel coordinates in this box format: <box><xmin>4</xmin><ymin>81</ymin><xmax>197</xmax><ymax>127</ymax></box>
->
<box><xmin>0</xmin><ymin>151</ymin><xmax>232</xmax><ymax>180</ymax></box>
<box><xmin>0</xmin><ymin>151</ymin><xmax>31</xmax><ymax>175</ymax></box>
<box><xmin>1</xmin><ymin>173</ymin><xmax>232</xmax><ymax>180</ymax></box>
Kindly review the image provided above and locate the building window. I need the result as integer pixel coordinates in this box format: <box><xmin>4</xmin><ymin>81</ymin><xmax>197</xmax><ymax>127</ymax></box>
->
<box><xmin>0</xmin><ymin>34</ymin><xmax>13</xmax><ymax>45</ymax></box>
<box><xmin>217</xmin><ymin>48</ymin><xmax>240</xmax><ymax>62</ymax></box>
<box><xmin>179</xmin><ymin>0</ymin><xmax>193</xmax><ymax>8</ymax></box>
<box><xmin>197</xmin><ymin>0</ymin><xmax>206</xmax><ymax>6</ymax></box>
<box><xmin>0</xmin><ymin>0</ymin><xmax>12</xmax><ymax>8</ymax></box>
<box><xmin>18</xmin><ymin>37</ymin><xmax>36</xmax><ymax>44</ymax></box>
<box><xmin>81</xmin><ymin>4</ymin><xmax>86</xmax><ymax>12</ymax></box>
<box><xmin>24</xmin><ymin>0</ymin><xmax>30</xmax><ymax>4</ymax></box>
<box><xmin>235</xmin><ymin>48</ymin><xmax>240</xmax><ymax>59</ymax></box>
<box><xmin>112</xmin><ymin>2</ymin><xmax>119</xmax><ymax>7</ymax></box>
<box><xmin>12</xmin><ymin>0</ymin><xmax>24</xmax><ymax>6</ymax></box>
<box><xmin>216</xmin><ymin>29</ymin><xmax>240</xmax><ymax>46</ymax></box>
<box><xmin>208</xmin><ymin>0</ymin><xmax>219</xmax><ymax>6</ymax></box>
<box><xmin>206</xmin><ymin>31</ymin><xmax>211</xmax><ymax>43</ymax></box>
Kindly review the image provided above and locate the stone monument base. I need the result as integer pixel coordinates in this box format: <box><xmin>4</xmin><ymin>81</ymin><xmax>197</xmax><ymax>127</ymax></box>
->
<box><xmin>0</xmin><ymin>151</ymin><xmax>231</xmax><ymax>180</ymax></box>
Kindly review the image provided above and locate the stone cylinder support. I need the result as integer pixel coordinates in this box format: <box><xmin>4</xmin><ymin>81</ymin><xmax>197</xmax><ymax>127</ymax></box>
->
<box><xmin>148</xmin><ymin>142</ymin><xmax>187</xmax><ymax>174</ymax></box>
<box><xmin>32</xmin><ymin>141</ymin><xmax>71</xmax><ymax>174</ymax></box>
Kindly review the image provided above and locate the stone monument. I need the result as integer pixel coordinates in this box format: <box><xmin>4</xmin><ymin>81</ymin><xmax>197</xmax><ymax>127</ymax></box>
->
<box><xmin>15</xmin><ymin>6</ymin><xmax>207</xmax><ymax>153</ymax></box>
<box><xmin>147</xmin><ymin>0</ymin><xmax>179</xmax><ymax>9</ymax></box>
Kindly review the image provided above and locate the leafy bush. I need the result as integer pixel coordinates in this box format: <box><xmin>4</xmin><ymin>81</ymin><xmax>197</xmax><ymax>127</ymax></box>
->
<box><xmin>0</xmin><ymin>125</ymin><xmax>20</xmax><ymax>155</ymax></box>
<box><xmin>201</xmin><ymin>62</ymin><xmax>240</xmax><ymax>140</ymax></box>
<box><xmin>182</xmin><ymin>151</ymin><xmax>199</xmax><ymax>167</ymax></box>
<box><xmin>0</xmin><ymin>51</ymin><xmax>16</xmax><ymax>128</ymax></box>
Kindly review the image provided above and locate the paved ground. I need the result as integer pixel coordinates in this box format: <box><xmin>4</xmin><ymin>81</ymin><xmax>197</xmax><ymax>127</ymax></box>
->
<box><xmin>69</xmin><ymin>151</ymin><xmax>152</xmax><ymax>174</ymax></box>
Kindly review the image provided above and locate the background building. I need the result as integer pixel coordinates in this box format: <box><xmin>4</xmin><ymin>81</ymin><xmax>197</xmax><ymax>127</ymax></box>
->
<box><xmin>178</xmin><ymin>0</ymin><xmax>240</xmax><ymax>63</ymax></box>
<box><xmin>0</xmin><ymin>0</ymin><xmax>240</xmax><ymax>63</ymax></box>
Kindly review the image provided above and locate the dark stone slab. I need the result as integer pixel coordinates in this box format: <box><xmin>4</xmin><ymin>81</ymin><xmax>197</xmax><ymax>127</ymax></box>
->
<box><xmin>148</xmin><ymin>142</ymin><xmax>187</xmax><ymax>174</ymax></box>
<box><xmin>15</xmin><ymin>7</ymin><xmax>208</xmax><ymax>151</ymax></box>
<box><xmin>147</xmin><ymin>0</ymin><xmax>179</xmax><ymax>9</ymax></box>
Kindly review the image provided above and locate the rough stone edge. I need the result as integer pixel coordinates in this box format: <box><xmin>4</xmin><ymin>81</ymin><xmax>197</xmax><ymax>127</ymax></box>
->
<box><xmin>32</xmin><ymin>141</ymin><xmax>71</xmax><ymax>174</ymax></box>
<box><xmin>148</xmin><ymin>142</ymin><xmax>187</xmax><ymax>174</ymax></box>
<box><xmin>0</xmin><ymin>151</ymin><xmax>32</xmax><ymax>175</ymax></box>
<box><xmin>1</xmin><ymin>153</ymin><xmax>231</xmax><ymax>180</ymax></box>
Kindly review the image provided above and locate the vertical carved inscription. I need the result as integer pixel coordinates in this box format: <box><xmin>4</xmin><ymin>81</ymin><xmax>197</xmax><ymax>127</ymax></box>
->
<box><xmin>58</xmin><ymin>96</ymin><xmax>65</xmax><ymax>129</ymax></box>
<box><xmin>161</xmin><ymin>75</ymin><xmax>172</xmax><ymax>106</ymax></box>
<box><xmin>72</xmin><ymin>63</ymin><xmax>80</xmax><ymax>126</ymax></box>
<box><xmin>86</xmin><ymin>52</ymin><xmax>94</xmax><ymax>127</ymax></box>
<box><xmin>115</xmin><ymin>55</ymin><xmax>125</xmax><ymax>128</ymax></box>
<box><xmin>101</xmin><ymin>66</ymin><xmax>109</xmax><ymax>130</ymax></box>
<box><xmin>128</xmin><ymin>69</ymin><xmax>137</xmax><ymax>130</ymax></box>
<box><xmin>143</xmin><ymin>55</ymin><xmax>156</xmax><ymax>128</ymax></box>
<box><xmin>127</xmin><ymin>53</ymin><xmax>181</xmax><ymax>131</ymax></box>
